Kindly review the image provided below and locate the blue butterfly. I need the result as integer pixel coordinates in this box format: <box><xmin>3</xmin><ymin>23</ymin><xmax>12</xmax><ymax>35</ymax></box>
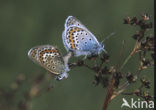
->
<box><xmin>62</xmin><ymin>16</ymin><xmax>105</xmax><ymax>57</ymax></box>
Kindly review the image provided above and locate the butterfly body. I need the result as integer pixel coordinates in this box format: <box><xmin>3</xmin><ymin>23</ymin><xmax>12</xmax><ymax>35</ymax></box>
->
<box><xmin>28</xmin><ymin>45</ymin><xmax>69</xmax><ymax>80</ymax></box>
<box><xmin>62</xmin><ymin>16</ymin><xmax>104</xmax><ymax>57</ymax></box>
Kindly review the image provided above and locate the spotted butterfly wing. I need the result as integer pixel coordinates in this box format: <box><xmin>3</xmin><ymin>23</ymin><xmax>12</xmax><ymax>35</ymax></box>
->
<box><xmin>28</xmin><ymin>45</ymin><xmax>66</xmax><ymax>76</ymax></box>
<box><xmin>62</xmin><ymin>16</ymin><xmax>86</xmax><ymax>51</ymax></box>
<box><xmin>65</xmin><ymin>16</ymin><xmax>86</xmax><ymax>28</ymax></box>
<box><xmin>62</xmin><ymin>16</ymin><xmax>104</xmax><ymax>56</ymax></box>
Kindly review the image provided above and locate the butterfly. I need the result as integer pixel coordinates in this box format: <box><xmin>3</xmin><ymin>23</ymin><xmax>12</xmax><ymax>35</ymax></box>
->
<box><xmin>62</xmin><ymin>16</ymin><xmax>105</xmax><ymax>57</ymax></box>
<box><xmin>28</xmin><ymin>45</ymin><xmax>71</xmax><ymax>80</ymax></box>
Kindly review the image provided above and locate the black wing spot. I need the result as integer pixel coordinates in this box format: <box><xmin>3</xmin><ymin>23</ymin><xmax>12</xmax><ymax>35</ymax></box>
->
<box><xmin>52</xmin><ymin>66</ymin><xmax>56</xmax><ymax>69</ymax></box>
<box><xmin>47</xmin><ymin>64</ymin><xmax>51</xmax><ymax>68</ymax></box>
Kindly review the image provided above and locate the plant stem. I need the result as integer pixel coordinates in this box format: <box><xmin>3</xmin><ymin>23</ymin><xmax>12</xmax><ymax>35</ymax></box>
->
<box><xmin>120</xmin><ymin>53</ymin><xmax>132</xmax><ymax>70</ymax></box>
<box><xmin>102</xmin><ymin>78</ymin><xmax>114</xmax><ymax>110</ymax></box>
<box><xmin>102</xmin><ymin>41</ymin><xmax>139</xmax><ymax>110</ymax></box>
<box><xmin>120</xmin><ymin>41</ymin><xmax>139</xmax><ymax>71</ymax></box>
<box><xmin>102</xmin><ymin>41</ymin><xmax>125</xmax><ymax>110</ymax></box>
<box><xmin>110</xmin><ymin>67</ymin><xmax>142</xmax><ymax>101</ymax></box>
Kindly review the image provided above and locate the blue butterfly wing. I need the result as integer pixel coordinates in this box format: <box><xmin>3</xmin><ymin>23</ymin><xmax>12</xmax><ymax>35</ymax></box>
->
<box><xmin>64</xmin><ymin>25</ymin><xmax>102</xmax><ymax>56</ymax></box>
<box><xmin>65</xmin><ymin>16</ymin><xmax>86</xmax><ymax>29</ymax></box>
<box><xmin>63</xmin><ymin>16</ymin><xmax>103</xmax><ymax>56</ymax></box>
<box><xmin>62</xmin><ymin>31</ymin><xmax>69</xmax><ymax>51</ymax></box>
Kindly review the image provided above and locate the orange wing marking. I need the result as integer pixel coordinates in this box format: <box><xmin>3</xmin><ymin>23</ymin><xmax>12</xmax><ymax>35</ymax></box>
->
<box><xmin>69</xmin><ymin>28</ymin><xmax>81</xmax><ymax>49</ymax></box>
<box><xmin>39</xmin><ymin>49</ymin><xmax>58</xmax><ymax>61</ymax></box>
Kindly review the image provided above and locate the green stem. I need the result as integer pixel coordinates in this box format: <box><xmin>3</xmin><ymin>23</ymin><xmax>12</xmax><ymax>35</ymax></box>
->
<box><xmin>120</xmin><ymin>41</ymin><xmax>139</xmax><ymax>71</ymax></box>
<box><xmin>120</xmin><ymin>53</ymin><xmax>132</xmax><ymax>70</ymax></box>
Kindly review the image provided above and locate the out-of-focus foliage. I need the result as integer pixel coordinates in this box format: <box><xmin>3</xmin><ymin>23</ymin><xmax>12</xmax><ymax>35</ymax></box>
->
<box><xmin>0</xmin><ymin>0</ymin><xmax>153</xmax><ymax>110</ymax></box>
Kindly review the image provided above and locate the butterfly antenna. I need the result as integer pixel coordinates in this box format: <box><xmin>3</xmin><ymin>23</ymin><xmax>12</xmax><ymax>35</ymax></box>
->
<box><xmin>103</xmin><ymin>49</ymin><xmax>107</xmax><ymax>54</ymax></box>
<box><xmin>101</xmin><ymin>32</ymin><xmax>116</xmax><ymax>45</ymax></box>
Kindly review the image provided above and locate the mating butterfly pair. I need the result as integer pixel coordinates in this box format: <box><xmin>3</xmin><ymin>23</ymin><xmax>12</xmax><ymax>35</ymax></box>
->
<box><xmin>28</xmin><ymin>16</ymin><xmax>105</xmax><ymax>80</ymax></box>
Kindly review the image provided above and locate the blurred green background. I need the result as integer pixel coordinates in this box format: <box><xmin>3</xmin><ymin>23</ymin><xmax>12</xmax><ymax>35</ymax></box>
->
<box><xmin>0</xmin><ymin>0</ymin><xmax>154</xmax><ymax>110</ymax></box>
